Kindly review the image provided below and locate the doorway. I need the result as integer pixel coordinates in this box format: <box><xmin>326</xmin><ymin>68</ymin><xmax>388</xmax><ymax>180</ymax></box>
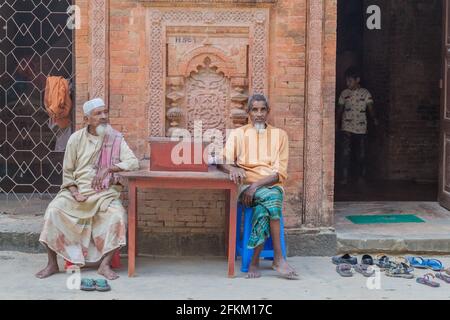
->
<box><xmin>334</xmin><ymin>0</ymin><xmax>442</xmax><ymax>202</ymax></box>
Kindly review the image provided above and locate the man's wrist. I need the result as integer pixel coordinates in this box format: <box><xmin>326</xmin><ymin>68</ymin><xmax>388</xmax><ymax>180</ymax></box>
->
<box><xmin>249</xmin><ymin>183</ymin><xmax>259</xmax><ymax>191</ymax></box>
<box><xmin>107</xmin><ymin>165</ymin><xmax>119</xmax><ymax>173</ymax></box>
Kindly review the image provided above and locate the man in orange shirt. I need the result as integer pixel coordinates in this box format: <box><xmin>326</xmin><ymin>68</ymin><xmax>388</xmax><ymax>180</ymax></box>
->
<box><xmin>218</xmin><ymin>94</ymin><xmax>298</xmax><ymax>280</ymax></box>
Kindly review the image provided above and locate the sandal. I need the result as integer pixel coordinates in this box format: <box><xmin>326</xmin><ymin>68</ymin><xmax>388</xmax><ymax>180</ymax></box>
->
<box><xmin>332</xmin><ymin>254</ymin><xmax>357</xmax><ymax>265</ymax></box>
<box><xmin>407</xmin><ymin>257</ymin><xmax>443</xmax><ymax>271</ymax></box>
<box><xmin>445</xmin><ymin>267</ymin><xmax>450</xmax><ymax>276</ymax></box>
<box><xmin>94</xmin><ymin>279</ymin><xmax>111</xmax><ymax>292</ymax></box>
<box><xmin>416</xmin><ymin>273</ymin><xmax>440</xmax><ymax>287</ymax></box>
<box><xmin>425</xmin><ymin>259</ymin><xmax>443</xmax><ymax>271</ymax></box>
<box><xmin>374</xmin><ymin>255</ymin><xmax>396</xmax><ymax>271</ymax></box>
<box><xmin>361</xmin><ymin>254</ymin><xmax>374</xmax><ymax>266</ymax></box>
<box><xmin>393</xmin><ymin>257</ymin><xmax>414</xmax><ymax>273</ymax></box>
<box><xmin>435</xmin><ymin>272</ymin><xmax>450</xmax><ymax>284</ymax></box>
<box><xmin>80</xmin><ymin>278</ymin><xmax>96</xmax><ymax>291</ymax></box>
<box><xmin>406</xmin><ymin>256</ymin><xmax>428</xmax><ymax>269</ymax></box>
<box><xmin>354</xmin><ymin>264</ymin><xmax>375</xmax><ymax>277</ymax></box>
<box><xmin>336</xmin><ymin>263</ymin><xmax>354</xmax><ymax>277</ymax></box>
<box><xmin>385</xmin><ymin>263</ymin><xmax>414</xmax><ymax>279</ymax></box>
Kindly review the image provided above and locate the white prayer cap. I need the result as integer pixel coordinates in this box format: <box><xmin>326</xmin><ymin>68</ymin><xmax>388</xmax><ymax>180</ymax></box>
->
<box><xmin>83</xmin><ymin>98</ymin><xmax>105</xmax><ymax>115</ymax></box>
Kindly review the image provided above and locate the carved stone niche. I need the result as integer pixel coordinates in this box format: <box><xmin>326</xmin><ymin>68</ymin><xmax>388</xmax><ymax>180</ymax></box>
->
<box><xmin>146</xmin><ymin>8</ymin><xmax>269</xmax><ymax>139</ymax></box>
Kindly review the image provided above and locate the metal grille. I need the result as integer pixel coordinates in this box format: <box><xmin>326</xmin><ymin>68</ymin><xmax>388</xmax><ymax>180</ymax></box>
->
<box><xmin>0</xmin><ymin>0</ymin><xmax>74</xmax><ymax>202</ymax></box>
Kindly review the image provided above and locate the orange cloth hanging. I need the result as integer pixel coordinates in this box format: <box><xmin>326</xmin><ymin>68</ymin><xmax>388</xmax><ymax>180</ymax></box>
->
<box><xmin>44</xmin><ymin>76</ymin><xmax>72</xmax><ymax>129</ymax></box>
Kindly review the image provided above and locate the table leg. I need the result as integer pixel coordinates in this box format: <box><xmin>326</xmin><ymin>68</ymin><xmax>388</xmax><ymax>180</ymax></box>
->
<box><xmin>227</xmin><ymin>188</ymin><xmax>237</xmax><ymax>278</ymax></box>
<box><xmin>225</xmin><ymin>190</ymin><xmax>230</xmax><ymax>255</ymax></box>
<box><xmin>128</xmin><ymin>180</ymin><xmax>137</xmax><ymax>277</ymax></box>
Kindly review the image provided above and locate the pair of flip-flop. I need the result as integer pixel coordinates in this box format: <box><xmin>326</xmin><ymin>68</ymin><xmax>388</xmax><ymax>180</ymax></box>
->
<box><xmin>80</xmin><ymin>278</ymin><xmax>111</xmax><ymax>292</ymax></box>
<box><xmin>416</xmin><ymin>272</ymin><xmax>450</xmax><ymax>287</ymax></box>
<box><xmin>406</xmin><ymin>256</ymin><xmax>444</xmax><ymax>271</ymax></box>
<box><xmin>336</xmin><ymin>263</ymin><xmax>375</xmax><ymax>277</ymax></box>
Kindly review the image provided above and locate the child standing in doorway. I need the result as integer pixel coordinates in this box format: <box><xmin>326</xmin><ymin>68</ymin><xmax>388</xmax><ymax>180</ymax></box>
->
<box><xmin>337</xmin><ymin>67</ymin><xmax>378</xmax><ymax>185</ymax></box>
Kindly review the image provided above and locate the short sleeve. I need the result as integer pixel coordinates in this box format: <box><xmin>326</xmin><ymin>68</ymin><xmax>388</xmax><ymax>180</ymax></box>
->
<box><xmin>338</xmin><ymin>91</ymin><xmax>346</xmax><ymax>107</ymax></box>
<box><xmin>365</xmin><ymin>90</ymin><xmax>374</xmax><ymax>106</ymax></box>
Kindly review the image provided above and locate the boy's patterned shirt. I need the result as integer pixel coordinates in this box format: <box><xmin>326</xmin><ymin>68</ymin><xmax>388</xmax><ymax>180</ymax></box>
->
<box><xmin>338</xmin><ymin>88</ymin><xmax>374</xmax><ymax>134</ymax></box>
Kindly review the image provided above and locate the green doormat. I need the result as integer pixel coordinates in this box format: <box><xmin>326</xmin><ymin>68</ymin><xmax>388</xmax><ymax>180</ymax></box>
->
<box><xmin>346</xmin><ymin>214</ymin><xmax>425</xmax><ymax>224</ymax></box>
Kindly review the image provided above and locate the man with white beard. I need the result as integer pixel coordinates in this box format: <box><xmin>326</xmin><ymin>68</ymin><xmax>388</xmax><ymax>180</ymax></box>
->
<box><xmin>36</xmin><ymin>98</ymin><xmax>139</xmax><ymax>280</ymax></box>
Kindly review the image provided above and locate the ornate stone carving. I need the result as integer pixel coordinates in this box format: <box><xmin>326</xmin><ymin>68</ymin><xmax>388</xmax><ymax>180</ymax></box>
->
<box><xmin>166</xmin><ymin>86</ymin><xmax>185</xmax><ymax>136</ymax></box>
<box><xmin>230</xmin><ymin>86</ymin><xmax>249</xmax><ymax>127</ymax></box>
<box><xmin>139</xmin><ymin>0</ymin><xmax>277</xmax><ymax>3</ymax></box>
<box><xmin>90</xmin><ymin>0</ymin><xmax>109</xmax><ymax>103</ymax></box>
<box><xmin>179</xmin><ymin>46</ymin><xmax>238</xmax><ymax>78</ymax></box>
<box><xmin>186</xmin><ymin>59</ymin><xmax>229</xmax><ymax>136</ymax></box>
<box><xmin>148</xmin><ymin>12</ymin><xmax>165</xmax><ymax>136</ymax></box>
<box><xmin>147</xmin><ymin>8</ymin><xmax>269</xmax><ymax>137</ymax></box>
<box><xmin>303</xmin><ymin>0</ymin><xmax>324</xmax><ymax>228</ymax></box>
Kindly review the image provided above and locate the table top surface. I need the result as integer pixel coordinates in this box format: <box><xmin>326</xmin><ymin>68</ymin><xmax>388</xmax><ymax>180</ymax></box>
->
<box><xmin>118</xmin><ymin>166</ymin><xmax>232</xmax><ymax>180</ymax></box>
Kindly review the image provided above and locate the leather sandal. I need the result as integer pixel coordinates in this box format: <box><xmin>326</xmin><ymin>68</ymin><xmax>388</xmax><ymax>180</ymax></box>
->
<box><xmin>416</xmin><ymin>273</ymin><xmax>440</xmax><ymax>287</ymax></box>
<box><xmin>354</xmin><ymin>264</ymin><xmax>375</xmax><ymax>277</ymax></box>
<box><xmin>336</xmin><ymin>263</ymin><xmax>354</xmax><ymax>277</ymax></box>
<box><xmin>332</xmin><ymin>254</ymin><xmax>357</xmax><ymax>265</ymax></box>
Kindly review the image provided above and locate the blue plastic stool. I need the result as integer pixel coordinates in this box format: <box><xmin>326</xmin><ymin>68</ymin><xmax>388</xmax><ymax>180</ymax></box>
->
<box><xmin>235</xmin><ymin>203</ymin><xmax>287</xmax><ymax>273</ymax></box>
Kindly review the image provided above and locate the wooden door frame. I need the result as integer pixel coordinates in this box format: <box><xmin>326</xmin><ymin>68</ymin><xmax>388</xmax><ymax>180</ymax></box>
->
<box><xmin>439</xmin><ymin>0</ymin><xmax>450</xmax><ymax>210</ymax></box>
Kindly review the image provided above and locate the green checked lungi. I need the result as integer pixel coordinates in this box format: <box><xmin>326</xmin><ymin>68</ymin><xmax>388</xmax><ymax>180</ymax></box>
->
<box><xmin>244</xmin><ymin>186</ymin><xmax>283</xmax><ymax>249</ymax></box>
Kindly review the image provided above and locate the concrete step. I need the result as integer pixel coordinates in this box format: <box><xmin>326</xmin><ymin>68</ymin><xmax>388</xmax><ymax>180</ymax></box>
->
<box><xmin>0</xmin><ymin>213</ymin><xmax>44</xmax><ymax>253</ymax></box>
<box><xmin>3</xmin><ymin>201</ymin><xmax>450</xmax><ymax>256</ymax></box>
<box><xmin>336</xmin><ymin>201</ymin><xmax>450</xmax><ymax>254</ymax></box>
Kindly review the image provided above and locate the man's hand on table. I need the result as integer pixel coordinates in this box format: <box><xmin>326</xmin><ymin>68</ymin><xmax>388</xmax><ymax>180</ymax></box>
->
<box><xmin>229</xmin><ymin>167</ymin><xmax>247</xmax><ymax>184</ymax></box>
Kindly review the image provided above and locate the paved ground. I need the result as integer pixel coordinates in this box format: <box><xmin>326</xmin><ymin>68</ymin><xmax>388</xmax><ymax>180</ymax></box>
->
<box><xmin>1</xmin><ymin>251</ymin><xmax>450</xmax><ymax>300</ymax></box>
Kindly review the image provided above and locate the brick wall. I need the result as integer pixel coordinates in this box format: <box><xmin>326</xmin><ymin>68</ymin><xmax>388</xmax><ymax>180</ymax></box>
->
<box><xmin>74</xmin><ymin>0</ymin><xmax>336</xmax><ymax>255</ymax></box>
<box><xmin>363</xmin><ymin>0</ymin><xmax>442</xmax><ymax>182</ymax></box>
<box><xmin>269</xmin><ymin>0</ymin><xmax>307</xmax><ymax>228</ymax></box>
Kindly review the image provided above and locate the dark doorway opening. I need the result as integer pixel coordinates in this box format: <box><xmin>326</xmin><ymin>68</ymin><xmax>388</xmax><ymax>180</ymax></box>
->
<box><xmin>334</xmin><ymin>0</ymin><xmax>442</xmax><ymax>202</ymax></box>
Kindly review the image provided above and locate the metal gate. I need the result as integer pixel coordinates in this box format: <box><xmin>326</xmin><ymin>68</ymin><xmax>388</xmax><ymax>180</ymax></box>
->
<box><xmin>0</xmin><ymin>0</ymin><xmax>74</xmax><ymax>203</ymax></box>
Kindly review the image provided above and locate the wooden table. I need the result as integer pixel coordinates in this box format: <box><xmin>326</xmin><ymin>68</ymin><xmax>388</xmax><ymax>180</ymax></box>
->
<box><xmin>119</xmin><ymin>167</ymin><xmax>238</xmax><ymax>278</ymax></box>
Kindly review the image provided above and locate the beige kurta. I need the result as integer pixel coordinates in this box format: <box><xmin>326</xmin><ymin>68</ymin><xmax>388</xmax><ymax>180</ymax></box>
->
<box><xmin>39</xmin><ymin>127</ymin><xmax>139</xmax><ymax>264</ymax></box>
<box><xmin>51</xmin><ymin>127</ymin><xmax>139</xmax><ymax>219</ymax></box>
<box><xmin>222</xmin><ymin>123</ymin><xmax>289</xmax><ymax>187</ymax></box>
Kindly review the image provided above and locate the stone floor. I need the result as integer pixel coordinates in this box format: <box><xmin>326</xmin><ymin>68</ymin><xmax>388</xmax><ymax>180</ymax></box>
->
<box><xmin>335</xmin><ymin>201</ymin><xmax>450</xmax><ymax>254</ymax></box>
<box><xmin>1</xmin><ymin>251</ymin><xmax>450</xmax><ymax>300</ymax></box>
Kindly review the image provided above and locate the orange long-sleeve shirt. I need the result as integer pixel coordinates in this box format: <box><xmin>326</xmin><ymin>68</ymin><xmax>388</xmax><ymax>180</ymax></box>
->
<box><xmin>222</xmin><ymin>123</ymin><xmax>289</xmax><ymax>186</ymax></box>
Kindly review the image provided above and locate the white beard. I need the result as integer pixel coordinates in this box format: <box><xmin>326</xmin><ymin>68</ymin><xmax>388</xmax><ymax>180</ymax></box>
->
<box><xmin>254</xmin><ymin>122</ymin><xmax>267</xmax><ymax>133</ymax></box>
<box><xmin>95</xmin><ymin>124</ymin><xmax>112</xmax><ymax>137</ymax></box>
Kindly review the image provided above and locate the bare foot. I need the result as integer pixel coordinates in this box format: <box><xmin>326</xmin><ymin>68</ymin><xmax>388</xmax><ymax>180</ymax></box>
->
<box><xmin>98</xmin><ymin>264</ymin><xmax>119</xmax><ymax>280</ymax></box>
<box><xmin>246</xmin><ymin>264</ymin><xmax>261</xmax><ymax>279</ymax></box>
<box><xmin>272</xmin><ymin>260</ymin><xmax>299</xmax><ymax>280</ymax></box>
<box><xmin>35</xmin><ymin>263</ymin><xmax>59</xmax><ymax>279</ymax></box>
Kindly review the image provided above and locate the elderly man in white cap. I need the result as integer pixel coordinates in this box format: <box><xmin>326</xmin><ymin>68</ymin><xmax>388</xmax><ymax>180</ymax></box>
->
<box><xmin>36</xmin><ymin>98</ymin><xmax>139</xmax><ymax>280</ymax></box>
